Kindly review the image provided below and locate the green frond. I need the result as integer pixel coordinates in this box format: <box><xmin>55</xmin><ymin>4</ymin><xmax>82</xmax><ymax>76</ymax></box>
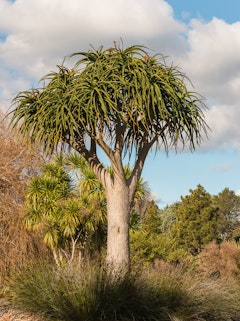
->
<box><xmin>64</xmin><ymin>152</ymin><xmax>87</xmax><ymax>170</ymax></box>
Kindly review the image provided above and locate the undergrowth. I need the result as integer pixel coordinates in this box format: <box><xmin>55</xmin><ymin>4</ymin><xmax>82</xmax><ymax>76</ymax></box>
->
<box><xmin>6</xmin><ymin>261</ymin><xmax>240</xmax><ymax>321</ymax></box>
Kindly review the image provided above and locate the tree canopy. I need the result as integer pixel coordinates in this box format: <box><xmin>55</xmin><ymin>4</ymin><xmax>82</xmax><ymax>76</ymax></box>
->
<box><xmin>10</xmin><ymin>44</ymin><xmax>208</xmax><ymax>177</ymax></box>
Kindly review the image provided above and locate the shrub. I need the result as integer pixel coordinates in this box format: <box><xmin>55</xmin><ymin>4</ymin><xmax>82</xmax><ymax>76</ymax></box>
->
<box><xmin>130</xmin><ymin>230</ymin><xmax>193</xmax><ymax>265</ymax></box>
<box><xmin>0</xmin><ymin>112</ymin><xmax>49</xmax><ymax>285</ymax></box>
<box><xmin>6</xmin><ymin>261</ymin><xmax>240</xmax><ymax>321</ymax></box>
<box><xmin>198</xmin><ymin>241</ymin><xmax>240</xmax><ymax>280</ymax></box>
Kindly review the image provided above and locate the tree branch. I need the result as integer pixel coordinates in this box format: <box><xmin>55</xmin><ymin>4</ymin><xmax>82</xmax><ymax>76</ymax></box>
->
<box><xmin>127</xmin><ymin>131</ymin><xmax>161</xmax><ymax>203</ymax></box>
<box><xmin>90</xmin><ymin>137</ymin><xmax>96</xmax><ymax>155</ymax></box>
<box><xmin>114</xmin><ymin>118</ymin><xmax>126</xmax><ymax>155</ymax></box>
<box><xmin>62</xmin><ymin>135</ymin><xmax>110</xmax><ymax>189</ymax></box>
<box><xmin>95</xmin><ymin>123</ymin><xmax>126</xmax><ymax>185</ymax></box>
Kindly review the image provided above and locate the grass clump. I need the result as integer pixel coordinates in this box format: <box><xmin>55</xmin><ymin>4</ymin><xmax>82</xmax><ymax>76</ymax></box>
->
<box><xmin>6</xmin><ymin>261</ymin><xmax>240</xmax><ymax>321</ymax></box>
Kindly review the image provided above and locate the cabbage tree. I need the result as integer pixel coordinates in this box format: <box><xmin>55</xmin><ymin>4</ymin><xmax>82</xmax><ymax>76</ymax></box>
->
<box><xmin>10</xmin><ymin>44</ymin><xmax>208</xmax><ymax>272</ymax></box>
<box><xmin>24</xmin><ymin>158</ymin><xmax>106</xmax><ymax>266</ymax></box>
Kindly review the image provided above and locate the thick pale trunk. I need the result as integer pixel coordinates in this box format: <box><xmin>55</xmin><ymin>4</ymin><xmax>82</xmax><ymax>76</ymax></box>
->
<box><xmin>105</xmin><ymin>181</ymin><xmax>130</xmax><ymax>272</ymax></box>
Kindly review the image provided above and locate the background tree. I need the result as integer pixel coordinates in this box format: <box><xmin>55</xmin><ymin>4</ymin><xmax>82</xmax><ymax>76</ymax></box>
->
<box><xmin>24</xmin><ymin>156</ymin><xmax>107</xmax><ymax>266</ymax></box>
<box><xmin>171</xmin><ymin>185</ymin><xmax>219</xmax><ymax>255</ymax></box>
<box><xmin>212</xmin><ymin>188</ymin><xmax>240</xmax><ymax>241</ymax></box>
<box><xmin>159</xmin><ymin>202</ymin><xmax>179</xmax><ymax>235</ymax></box>
<box><xmin>10</xmin><ymin>43</ymin><xmax>208</xmax><ymax>272</ymax></box>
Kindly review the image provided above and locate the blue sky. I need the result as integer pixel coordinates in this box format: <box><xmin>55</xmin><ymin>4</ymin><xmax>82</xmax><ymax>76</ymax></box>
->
<box><xmin>167</xmin><ymin>0</ymin><xmax>240</xmax><ymax>23</ymax></box>
<box><xmin>0</xmin><ymin>0</ymin><xmax>240</xmax><ymax>207</ymax></box>
<box><xmin>142</xmin><ymin>0</ymin><xmax>240</xmax><ymax>206</ymax></box>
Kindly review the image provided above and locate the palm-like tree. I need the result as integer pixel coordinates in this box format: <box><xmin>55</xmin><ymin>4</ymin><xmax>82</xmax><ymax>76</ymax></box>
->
<box><xmin>25</xmin><ymin>157</ymin><xmax>105</xmax><ymax>266</ymax></box>
<box><xmin>25</xmin><ymin>159</ymin><xmax>76</xmax><ymax>266</ymax></box>
<box><xmin>10</xmin><ymin>44</ymin><xmax>208</xmax><ymax>272</ymax></box>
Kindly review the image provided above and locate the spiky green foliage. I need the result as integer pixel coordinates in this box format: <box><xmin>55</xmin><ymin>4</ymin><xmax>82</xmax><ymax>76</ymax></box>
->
<box><xmin>10</xmin><ymin>44</ymin><xmax>207</xmax><ymax>158</ymax></box>
<box><xmin>25</xmin><ymin>158</ymin><xmax>76</xmax><ymax>247</ymax></box>
<box><xmin>24</xmin><ymin>153</ymin><xmax>149</xmax><ymax>265</ymax></box>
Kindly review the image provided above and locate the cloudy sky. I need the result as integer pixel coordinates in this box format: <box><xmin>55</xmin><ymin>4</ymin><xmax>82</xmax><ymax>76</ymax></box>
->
<box><xmin>1</xmin><ymin>0</ymin><xmax>240</xmax><ymax>207</ymax></box>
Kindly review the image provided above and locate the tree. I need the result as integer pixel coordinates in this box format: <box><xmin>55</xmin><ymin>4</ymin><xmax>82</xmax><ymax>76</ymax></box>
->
<box><xmin>10</xmin><ymin>43</ymin><xmax>208</xmax><ymax>272</ymax></box>
<box><xmin>25</xmin><ymin>156</ymin><xmax>107</xmax><ymax>266</ymax></box>
<box><xmin>159</xmin><ymin>202</ymin><xmax>179</xmax><ymax>235</ymax></box>
<box><xmin>171</xmin><ymin>185</ymin><xmax>219</xmax><ymax>255</ymax></box>
<box><xmin>212</xmin><ymin>188</ymin><xmax>240</xmax><ymax>241</ymax></box>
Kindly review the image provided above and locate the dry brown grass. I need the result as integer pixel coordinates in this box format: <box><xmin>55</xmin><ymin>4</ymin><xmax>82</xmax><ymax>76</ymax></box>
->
<box><xmin>0</xmin><ymin>308</ymin><xmax>44</xmax><ymax>321</ymax></box>
<box><xmin>0</xmin><ymin>299</ymin><xmax>42</xmax><ymax>320</ymax></box>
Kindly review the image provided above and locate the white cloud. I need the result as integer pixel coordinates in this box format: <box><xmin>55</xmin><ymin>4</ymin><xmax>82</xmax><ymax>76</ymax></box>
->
<box><xmin>0</xmin><ymin>67</ymin><xmax>31</xmax><ymax>111</ymax></box>
<box><xmin>175</xmin><ymin>18</ymin><xmax>240</xmax><ymax>151</ymax></box>
<box><xmin>209</xmin><ymin>162</ymin><xmax>233</xmax><ymax>172</ymax></box>
<box><xmin>0</xmin><ymin>0</ymin><xmax>184</xmax><ymax>77</ymax></box>
<box><xmin>182</xmin><ymin>18</ymin><xmax>240</xmax><ymax>102</ymax></box>
<box><xmin>235</xmin><ymin>189</ymin><xmax>240</xmax><ymax>196</ymax></box>
<box><xmin>202</xmin><ymin>104</ymin><xmax>240</xmax><ymax>150</ymax></box>
<box><xmin>0</xmin><ymin>0</ymin><xmax>186</xmax><ymax>109</ymax></box>
<box><xmin>149</xmin><ymin>191</ymin><xmax>161</xmax><ymax>203</ymax></box>
<box><xmin>1</xmin><ymin>0</ymin><xmax>240</xmax><ymax>152</ymax></box>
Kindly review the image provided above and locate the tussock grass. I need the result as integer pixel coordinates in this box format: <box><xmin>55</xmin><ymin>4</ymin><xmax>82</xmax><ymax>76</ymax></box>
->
<box><xmin>6</xmin><ymin>261</ymin><xmax>240</xmax><ymax>321</ymax></box>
